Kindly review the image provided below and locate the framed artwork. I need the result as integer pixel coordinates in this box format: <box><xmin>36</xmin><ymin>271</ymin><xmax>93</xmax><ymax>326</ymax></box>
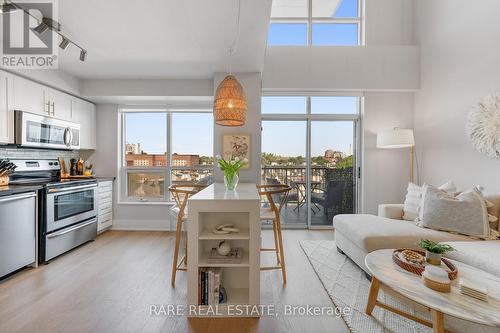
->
<box><xmin>222</xmin><ymin>134</ymin><xmax>251</xmax><ymax>169</ymax></box>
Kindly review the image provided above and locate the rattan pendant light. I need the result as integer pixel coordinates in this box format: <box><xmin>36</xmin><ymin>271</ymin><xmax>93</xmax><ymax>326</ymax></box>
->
<box><xmin>214</xmin><ymin>0</ymin><xmax>247</xmax><ymax>127</ymax></box>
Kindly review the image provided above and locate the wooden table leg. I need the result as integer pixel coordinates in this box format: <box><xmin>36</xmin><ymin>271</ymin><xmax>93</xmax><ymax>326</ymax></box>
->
<box><xmin>430</xmin><ymin>309</ymin><xmax>445</xmax><ymax>333</ymax></box>
<box><xmin>365</xmin><ymin>276</ymin><xmax>380</xmax><ymax>315</ymax></box>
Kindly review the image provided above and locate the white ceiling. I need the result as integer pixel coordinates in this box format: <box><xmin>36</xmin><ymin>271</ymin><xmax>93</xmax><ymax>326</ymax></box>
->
<box><xmin>57</xmin><ymin>0</ymin><xmax>272</xmax><ymax>79</ymax></box>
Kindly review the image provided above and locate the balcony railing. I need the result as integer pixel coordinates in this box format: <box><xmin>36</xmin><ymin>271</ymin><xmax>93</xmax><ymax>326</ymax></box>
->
<box><xmin>261</xmin><ymin>166</ymin><xmax>354</xmax><ymax>215</ymax></box>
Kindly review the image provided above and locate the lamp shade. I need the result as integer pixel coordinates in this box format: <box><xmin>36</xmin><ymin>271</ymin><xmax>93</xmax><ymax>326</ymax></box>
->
<box><xmin>214</xmin><ymin>75</ymin><xmax>247</xmax><ymax>126</ymax></box>
<box><xmin>377</xmin><ymin>128</ymin><xmax>415</xmax><ymax>148</ymax></box>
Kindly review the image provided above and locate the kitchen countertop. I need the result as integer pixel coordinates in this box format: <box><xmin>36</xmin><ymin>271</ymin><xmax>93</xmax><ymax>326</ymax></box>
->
<box><xmin>0</xmin><ymin>184</ymin><xmax>43</xmax><ymax>197</ymax></box>
<box><xmin>95</xmin><ymin>177</ymin><xmax>115</xmax><ymax>182</ymax></box>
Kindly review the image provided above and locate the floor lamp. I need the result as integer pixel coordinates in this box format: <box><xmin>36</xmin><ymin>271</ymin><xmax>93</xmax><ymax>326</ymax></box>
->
<box><xmin>377</xmin><ymin>128</ymin><xmax>416</xmax><ymax>183</ymax></box>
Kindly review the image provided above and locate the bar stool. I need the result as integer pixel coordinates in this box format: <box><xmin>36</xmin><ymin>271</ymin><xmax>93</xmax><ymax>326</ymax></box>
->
<box><xmin>257</xmin><ymin>184</ymin><xmax>291</xmax><ymax>284</ymax></box>
<box><xmin>168</xmin><ymin>184</ymin><xmax>206</xmax><ymax>287</ymax></box>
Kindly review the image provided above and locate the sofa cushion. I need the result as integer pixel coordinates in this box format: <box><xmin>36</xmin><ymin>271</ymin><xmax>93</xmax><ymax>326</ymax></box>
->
<box><xmin>442</xmin><ymin>240</ymin><xmax>500</xmax><ymax>277</ymax></box>
<box><xmin>333</xmin><ymin>214</ymin><xmax>472</xmax><ymax>253</ymax></box>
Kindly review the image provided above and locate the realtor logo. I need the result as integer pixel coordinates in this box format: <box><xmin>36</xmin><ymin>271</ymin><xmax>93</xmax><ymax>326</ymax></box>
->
<box><xmin>1</xmin><ymin>1</ymin><xmax>58</xmax><ymax>69</ymax></box>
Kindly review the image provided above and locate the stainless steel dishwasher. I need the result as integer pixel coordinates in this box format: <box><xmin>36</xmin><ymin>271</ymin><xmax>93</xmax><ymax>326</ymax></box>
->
<box><xmin>0</xmin><ymin>192</ymin><xmax>37</xmax><ymax>278</ymax></box>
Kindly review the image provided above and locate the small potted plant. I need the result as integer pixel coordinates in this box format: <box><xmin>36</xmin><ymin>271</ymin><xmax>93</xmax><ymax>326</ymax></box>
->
<box><xmin>418</xmin><ymin>239</ymin><xmax>454</xmax><ymax>265</ymax></box>
<box><xmin>216</xmin><ymin>155</ymin><xmax>248</xmax><ymax>190</ymax></box>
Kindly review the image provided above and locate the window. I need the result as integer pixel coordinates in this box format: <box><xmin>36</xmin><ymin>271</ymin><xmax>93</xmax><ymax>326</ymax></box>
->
<box><xmin>120</xmin><ymin>110</ymin><xmax>213</xmax><ymax>203</ymax></box>
<box><xmin>262</xmin><ymin>96</ymin><xmax>307</xmax><ymax>114</ymax></box>
<box><xmin>268</xmin><ymin>0</ymin><xmax>362</xmax><ymax>46</ymax></box>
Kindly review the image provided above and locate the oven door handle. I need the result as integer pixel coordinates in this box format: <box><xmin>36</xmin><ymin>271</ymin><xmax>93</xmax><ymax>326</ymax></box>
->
<box><xmin>47</xmin><ymin>218</ymin><xmax>97</xmax><ymax>239</ymax></box>
<box><xmin>47</xmin><ymin>184</ymin><xmax>97</xmax><ymax>193</ymax></box>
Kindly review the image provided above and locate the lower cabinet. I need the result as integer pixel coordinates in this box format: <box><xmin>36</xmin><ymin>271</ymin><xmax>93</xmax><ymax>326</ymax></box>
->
<box><xmin>97</xmin><ymin>180</ymin><xmax>113</xmax><ymax>233</ymax></box>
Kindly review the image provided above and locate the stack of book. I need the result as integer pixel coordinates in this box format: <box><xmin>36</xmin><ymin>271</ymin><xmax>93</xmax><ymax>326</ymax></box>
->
<box><xmin>459</xmin><ymin>278</ymin><xmax>488</xmax><ymax>301</ymax></box>
<box><xmin>199</xmin><ymin>268</ymin><xmax>226</xmax><ymax>305</ymax></box>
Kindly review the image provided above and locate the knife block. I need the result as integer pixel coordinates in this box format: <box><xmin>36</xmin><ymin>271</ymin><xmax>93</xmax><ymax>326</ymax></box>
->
<box><xmin>0</xmin><ymin>176</ymin><xmax>9</xmax><ymax>186</ymax></box>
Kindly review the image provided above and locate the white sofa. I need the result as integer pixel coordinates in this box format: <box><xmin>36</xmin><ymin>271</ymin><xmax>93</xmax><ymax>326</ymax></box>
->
<box><xmin>333</xmin><ymin>194</ymin><xmax>500</xmax><ymax>276</ymax></box>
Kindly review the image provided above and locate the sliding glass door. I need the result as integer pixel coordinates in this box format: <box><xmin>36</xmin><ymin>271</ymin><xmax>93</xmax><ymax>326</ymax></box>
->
<box><xmin>261</xmin><ymin>94</ymin><xmax>360</xmax><ymax>229</ymax></box>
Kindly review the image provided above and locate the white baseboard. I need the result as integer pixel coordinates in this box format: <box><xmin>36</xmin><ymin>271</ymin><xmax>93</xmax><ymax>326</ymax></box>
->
<box><xmin>111</xmin><ymin>219</ymin><xmax>173</xmax><ymax>231</ymax></box>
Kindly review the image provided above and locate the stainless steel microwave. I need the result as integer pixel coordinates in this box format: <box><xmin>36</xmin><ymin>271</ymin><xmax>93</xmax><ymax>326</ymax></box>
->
<box><xmin>15</xmin><ymin>111</ymin><xmax>80</xmax><ymax>150</ymax></box>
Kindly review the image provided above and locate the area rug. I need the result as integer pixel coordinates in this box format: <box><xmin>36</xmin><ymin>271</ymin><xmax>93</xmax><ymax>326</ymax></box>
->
<box><xmin>299</xmin><ymin>240</ymin><xmax>432</xmax><ymax>333</ymax></box>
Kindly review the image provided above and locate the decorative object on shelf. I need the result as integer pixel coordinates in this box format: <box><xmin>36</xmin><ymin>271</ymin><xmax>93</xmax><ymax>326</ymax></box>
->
<box><xmin>213</xmin><ymin>0</ymin><xmax>246</xmax><ymax>127</ymax></box>
<box><xmin>401</xmin><ymin>249</ymin><xmax>425</xmax><ymax>265</ymax></box>
<box><xmin>222</xmin><ymin>134</ymin><xmax>250</xmax><ymax>169</ymax></box>
<box><xmin>216</xmin><ymin>154</ymin><xmax>248</xmax><ymax>190</ymax></box>
<box><xmin>459</xmin><ymin>278</ymin><xmax>489</xmax><ymax>301</ymax></box>
<box><xmin>217</xmin><ymin>240</ymin><xmax>231</xmax><ymax>256</ymax></box>
<box><xmin>0</xmin><ymin>159</ymin><xmax>17</xmax><ymax>186</ymax></box>
<box><xmin>467</xmin><ymin>93</ymin><xmax>500</xmax><ymax>159</ymax></box>
<box><xmin>212</xmin><ymin>224</ymin><xmax>240</xmax><ymax>235</ymax></box>
<box><xmin>392</xmin><ymin>248</ymin><xmax>458</xmax><ymax>280</ymax></box>
<box><xmin>377</xmin><ymin>128</ymin><xmax>416</xmax><ymax>182</ymax></box>
<box><xmin>208</xmin><ymin>246</ymin><xmax>243</xmax><ymax>264</ymax></box>
<box><xmin>422</xmin><ymin>265</ymin><xmax>451</xmax><ymax>293</ymax></box>
<box><xmin>418</xmin><ymin>239</ymin><xmax>454</xmax><ymax>265</ymax></box>
<box><xmin>0</xmin><ymin>0</ymin><xmax>88</xmax><ymax>61</ymax></box>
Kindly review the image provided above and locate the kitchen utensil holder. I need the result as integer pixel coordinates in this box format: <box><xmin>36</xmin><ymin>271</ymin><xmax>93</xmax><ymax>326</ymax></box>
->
<box><xmin>0</xmin><ymin>175</ymin><xmax>9</xmax><ymax>186</ymax></box>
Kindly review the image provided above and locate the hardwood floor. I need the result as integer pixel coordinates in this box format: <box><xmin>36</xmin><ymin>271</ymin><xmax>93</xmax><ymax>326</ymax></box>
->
<box><xmin>0</xmin><ymin>230</ymin><xmax>350</xmax><ymax>333</ymax></box>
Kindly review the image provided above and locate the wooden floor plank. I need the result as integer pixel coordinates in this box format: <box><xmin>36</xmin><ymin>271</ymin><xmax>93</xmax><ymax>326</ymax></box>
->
<box><xmin>0</xmin><ymin>230</ymin><xmax>349</xmax><ymax>333</ymax></box>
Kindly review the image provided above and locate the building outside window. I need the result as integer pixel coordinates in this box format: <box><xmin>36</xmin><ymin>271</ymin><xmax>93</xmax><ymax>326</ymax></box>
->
<box><xmin>119</xmin><ymin>110</ymin><xmax>214</xmax><ymax>203</ymax></box>
<box><xmin>268</xmin><ymin>0</ymin><xmax>363</xmax><ymax>46</ymax></box>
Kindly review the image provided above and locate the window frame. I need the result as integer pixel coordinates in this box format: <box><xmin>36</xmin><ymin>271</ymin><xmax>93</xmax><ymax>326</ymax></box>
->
<box><xmin>118</xmin><ymin>107</ymin><xmax>214</xmax><ymax>205</ymax></box>
<box><xmin>269</xmin><ymin>0</ymin><xmax>364</xmax><ymax>46</ymax></box>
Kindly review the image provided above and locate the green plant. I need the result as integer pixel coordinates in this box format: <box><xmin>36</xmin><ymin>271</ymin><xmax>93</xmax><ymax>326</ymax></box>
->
<box><xmin>216</xmin><ymin>155</ymin><xmax>247</xmax><ymax>181</ymax></box>
<box><xmin>418</xmin><ymin>239</ymin><xmax>454</xmax><ymax>254</ymax></box>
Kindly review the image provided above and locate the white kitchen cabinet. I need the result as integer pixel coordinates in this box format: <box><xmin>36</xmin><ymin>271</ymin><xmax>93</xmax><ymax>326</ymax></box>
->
<box><xmin>97</xmin><ymin>180</ymin><xmax>113</xmax><ymax>233</ymax></box>
<box><xmin>47</xmin><ymin>88</ymin><xmax>73</xmax><ymax>121</ymax></box>
<box><xmin>72</xmin><ymin>98</ymin><xmax>96</xmax><ymax>150</ymax></box>
<box><xmin>13</xmin><ymin>76</ymin><xmax>48</xmax><ymax>116</ymax></box>
<box><xmin>0</xmin><ymin>72</ymin><xmax>14</xmax><ymax>144</ymax></box>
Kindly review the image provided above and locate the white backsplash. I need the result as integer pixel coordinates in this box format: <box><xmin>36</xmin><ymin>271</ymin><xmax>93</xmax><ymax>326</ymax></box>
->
<box><xmin>0</xmin><ymin>147</ymin><xmax>80</xmax><ymax>173</ymax></box>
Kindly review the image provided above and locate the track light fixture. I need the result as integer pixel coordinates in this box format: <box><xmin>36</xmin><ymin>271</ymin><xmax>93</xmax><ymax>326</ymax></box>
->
<box><xmin>33</xmin><ymin>21</ymin><xmax>49</xmax><ymax>35</ymax></box>
<box><xmin>0</xmin><ymin>0</ymin><xmax>18</xmax><ymax>13</ymax></box>
<box><xmin>2</xmin><ymin>0</ymin><xmax>87</xmax><ymax>62</ymax></box>
<box><xmin>79</xmin><ymin>50</ymin><xmax>87</xmax><ymax>62</ymax></box>
<box><xmin>59</xmin><ymin>37</ymin><xmax>70</xmax><ymax>50</ymax></box>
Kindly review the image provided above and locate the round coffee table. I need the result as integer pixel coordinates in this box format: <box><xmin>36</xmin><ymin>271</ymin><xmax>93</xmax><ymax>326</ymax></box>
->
<box><xmin>365</xmin><ymin>249</ymin><xmax>500</xmax><ymax>333</ymax></box>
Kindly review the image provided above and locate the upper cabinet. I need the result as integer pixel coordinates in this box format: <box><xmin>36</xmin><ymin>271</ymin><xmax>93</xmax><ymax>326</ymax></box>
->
<box><xmin>13</xmin><ymin>76</ymin><xmax>73</xmax><ymax>121</ymax></box>
<box><xmin>72</xmin><ymin>98</ymin><xmax>96</xmax><ymax>150</ymax></box>
<box><xmin>0</xmin><ymin>72</ymin><xmax>14</xmax><ymax>144</ymax></box>
<box><xmin>47</xmin><ymin>88</ymin><xmax>73</xmax><ymax>121</ymax></box>
<box><xmin>13</xmin><ymin>76</ymin><xmax>47</xmax><ymax>116</ymax></box>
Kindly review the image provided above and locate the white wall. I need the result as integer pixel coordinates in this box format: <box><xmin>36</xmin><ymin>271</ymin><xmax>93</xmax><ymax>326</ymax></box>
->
<box><xmin>362</xmin><ymin>92</ymin><xmax>415</xmax><ymax>214</ymax></box>
<box><xmin>213</xmin><ymin>72</ymin><xmax>262</xmax><ymax>183</ymax></box>
<box><xmin>414</xmin><ymin>0</ymin><xmax>500</xmax><ymax>192</ymax></box>
<box><xmin>364</xmin><ymin>0</ymin><xmax>415</xmax><ymax>45</ymax></box>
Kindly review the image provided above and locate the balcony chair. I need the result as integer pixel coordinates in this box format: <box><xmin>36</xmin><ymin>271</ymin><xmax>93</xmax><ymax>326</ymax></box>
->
<box><xmin>257</xmin><ymin>184</ymin><xmax>292</xmax><ymax>284</ymax></box>
<box><xmin>310</xmin><ymin>180</ymin><xmax>346</xmax><ymax>221</ymax></box>
<box><xmin>168</xmin><ymin>184</ymin><xmax>206</xmax><ymax>287</ymax></box>
<box><xmin>266</xmin><ymin>177</ymin><xmax>299</xmax><ymax>210</ymax></box>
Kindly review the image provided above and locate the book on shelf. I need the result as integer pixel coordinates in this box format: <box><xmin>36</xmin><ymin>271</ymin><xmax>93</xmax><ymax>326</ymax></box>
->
<box><xmin>207</xmin><ymin>247</ymin><xmax>243</xmax><ymax>264</ymax></box>
<box><xmin>199</xmin><ymin>267</ymin><xmax>223</xmax><ymax>305</ymax></box>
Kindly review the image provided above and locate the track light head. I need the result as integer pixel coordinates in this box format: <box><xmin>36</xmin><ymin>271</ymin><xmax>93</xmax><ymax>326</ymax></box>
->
<box><xmin>59</xmin><ymin>37</ymin><xmax>70</xmax><ymax>50</ymax></box>
<box><xmin>79</xmin><ymin>49</ymin><xmax>87</xmax><ymax>62</ymax></box>
<box><xmin>33</xmin><ymin>21</ymin><xmax>49</xmax><ymax>35</ymax></box>
<box><xmin>0</xmin><ymin>2</ymin><xmax>18</xmax><ymax>14</ymax></box>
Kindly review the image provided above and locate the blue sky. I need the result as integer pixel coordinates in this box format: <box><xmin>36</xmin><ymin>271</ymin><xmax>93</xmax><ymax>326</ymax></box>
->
<box><xmin>268</xmin><ymin>0</ymin><xmax>359</xmax><ymax>46</ymax></box>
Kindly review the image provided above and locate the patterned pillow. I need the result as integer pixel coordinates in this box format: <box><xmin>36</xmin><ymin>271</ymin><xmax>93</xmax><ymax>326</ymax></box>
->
<box><xmin>418</xmin><ymin>185</ymin><xmax>490</xmax><ymax>238</ymax></box>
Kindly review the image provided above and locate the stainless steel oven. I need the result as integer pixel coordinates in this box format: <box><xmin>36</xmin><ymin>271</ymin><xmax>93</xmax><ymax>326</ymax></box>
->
<box><xmin>46</xmin><ymin>183</ymin><xmax>97</xmax><ymax>232</ymax></box>
<box><xmin>15</xmin><ymin>111</ymin><xmax>80</xmax><ymax>150</ymax></box>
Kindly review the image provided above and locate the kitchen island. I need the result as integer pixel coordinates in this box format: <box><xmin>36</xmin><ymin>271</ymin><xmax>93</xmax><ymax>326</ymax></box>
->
<box><xmin>187</xmin><ymin>183</ymin><xmax>261</xmax><ymax>317</ymax></box>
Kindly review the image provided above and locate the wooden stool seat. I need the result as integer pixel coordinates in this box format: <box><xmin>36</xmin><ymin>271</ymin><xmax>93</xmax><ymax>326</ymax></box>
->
<box><xmin>168</xmin><ymin>184</ymin><xmax>206</xmax><ymax>287</ymax></box>
<box><xmin>257</xmin><ymin>184</ymin><xmax>291</xmax><ymax>285</ymax></box>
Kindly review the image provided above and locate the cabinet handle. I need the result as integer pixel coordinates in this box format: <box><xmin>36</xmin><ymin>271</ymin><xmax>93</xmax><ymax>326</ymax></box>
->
<box><xmin>51</xmin><ymin>102</ymin><xmax>55</xmax><ymax>116</ymax></box>
<box><xmin>46</xmin><ymin>101</ymin><xmax>51</xmax><ymax>115</ymax></box>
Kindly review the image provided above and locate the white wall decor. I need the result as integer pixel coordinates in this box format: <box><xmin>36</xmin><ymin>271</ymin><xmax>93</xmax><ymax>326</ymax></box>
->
<box><xmin>467</xmin><ymin>94</ymin><xmax>500</xmax><ymax>159</ymax></box>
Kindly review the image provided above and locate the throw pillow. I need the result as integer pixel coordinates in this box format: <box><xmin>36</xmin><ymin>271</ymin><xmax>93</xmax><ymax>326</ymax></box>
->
<box><xmin>402</xmin><ymin>183</ymin><xmax>421</xmax><ymax>221</ymax></box>
<box><xmin>418</xmin><ymin>185</ymin><xmax>490</xmax><ymax>238</ymax></box>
